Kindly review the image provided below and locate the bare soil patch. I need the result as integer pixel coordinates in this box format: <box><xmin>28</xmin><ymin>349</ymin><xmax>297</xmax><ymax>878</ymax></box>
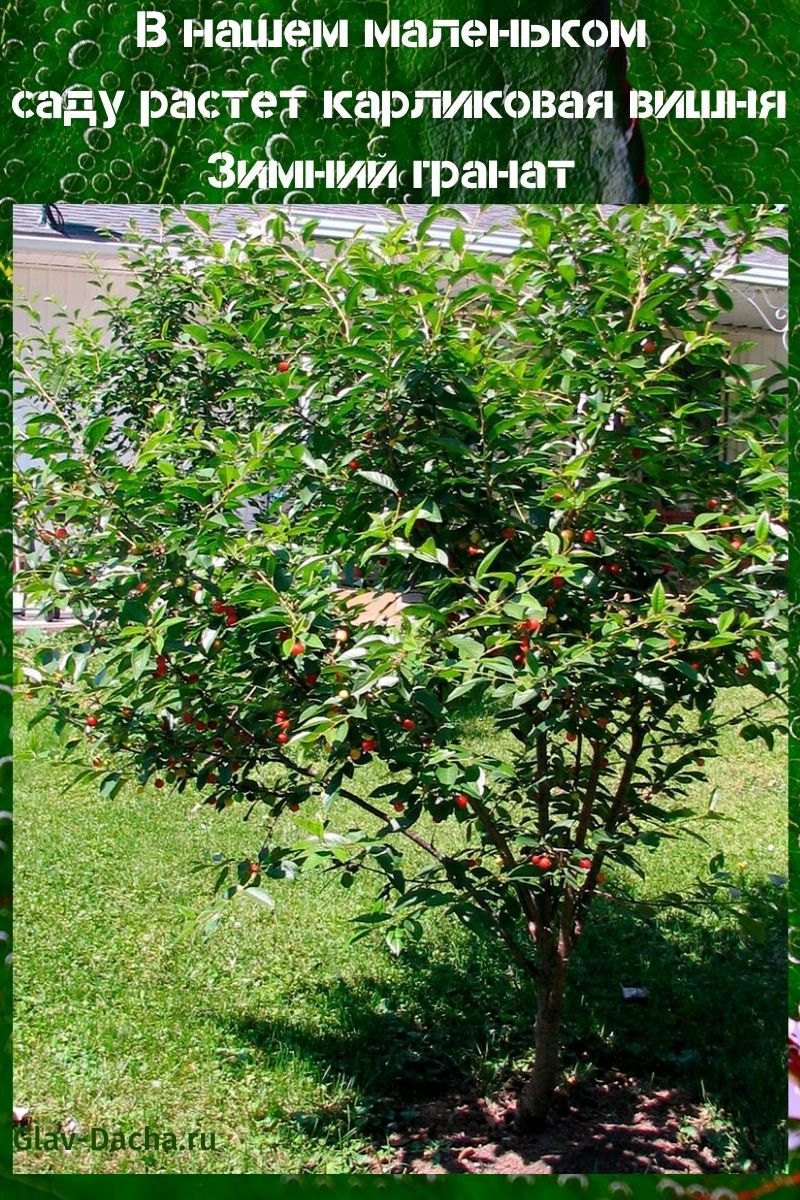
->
<box><xmin>374</xmin><ymin>1070</ymin><xmax>724</xmax><ymax>1174</ymax></box>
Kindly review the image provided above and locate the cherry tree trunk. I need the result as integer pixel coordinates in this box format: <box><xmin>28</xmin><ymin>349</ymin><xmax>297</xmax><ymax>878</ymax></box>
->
<box><xmin>517</xmin><ymin>952</ymin><xmax>568</xmax><ymax>1132</ymax></box>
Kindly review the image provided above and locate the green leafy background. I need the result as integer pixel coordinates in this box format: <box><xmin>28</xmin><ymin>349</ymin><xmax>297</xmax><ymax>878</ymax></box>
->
<box><xmin>0</xmin><ymin>0</ymin><xmax>798</xmax><ymax>1194</ymax></box>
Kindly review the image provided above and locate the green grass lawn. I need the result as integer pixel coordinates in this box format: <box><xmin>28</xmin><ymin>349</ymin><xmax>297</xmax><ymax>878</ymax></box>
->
<box><xmin>13</xmin><ymin>677</ymin><xmax>787</xmax><ymax>1174</ymax></box>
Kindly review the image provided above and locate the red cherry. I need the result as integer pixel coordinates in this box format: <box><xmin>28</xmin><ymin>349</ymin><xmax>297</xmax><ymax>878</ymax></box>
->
<box><xmin>524</xmin><ymin>618</ymin><xmax>541</xmax><ymax>633</ymax></box>
<box><xmin>401</xmin><ymin>717</ymin><xmax>416</xmax><ymax>731</ymax></box>
<box><xmin>275</xmin><ymin>710</ymin><xmax>287</xmax><ymax>722</ymax></box>
<box><xmin>348</xmin><ymin>459</ymin><xmax>360</xmax><ymax>471</ymax></box>
<box><xmin>708</xmin><ymin>498</ymin><xmax>719</xmax><ymax>510</ymax></box>
<box><xmin>361</xmin><ymin>738</ymin><xmax>378</xmax><ymax>753</ymax></box>
<box><xmin>85</xmin><ymin>715</ymin><xmax>98</xmax><ymax>728</ymax></box>
<box><xmin>552</xmin><ymin>576</ymin><xmax>564</xmax><ymax>589</ymax></box>
<box><xmin>579</xmin><ymin>857</ymin><xmax>592</xmax><ymax>870</ymax></box>
<box><xmin>467</xmin><ymin>545</ymin><xmax>483</xmax><ymax>557</ymax></box>
<box><xmin>730</xmin><ymin>537</ymin><xmax>743</xmax><ymax>551</ymax></box>
<box><xmin>566</xmin><ymin>731</ymin><xmax>577</xmax><ymax>743</ymax></box>
<box><xmin>748</xmin><ymin>649</ymin><xmax>762</xmax><ymax>662</ymax></box>
<box><xmin>277</xmin><ymin>361</ymin><xmax>290</xmax><ymax>372</ymax></box>
<box><xmin>289</xmin><ymin>802</ymin><xmax>300</xmax><ymax>812</ymax></box>
<box><xmin>54</xmin><ymin>526</ymin><xmax>68</xmax><ymax>539</ymax></box>
<box><xmin>454</xmin><ymin>793</ymin><xmax>469</xmax><ymax>809</ymax></box>
<box><xmin>530</xmin><ymin>854</ymin><xmax>542</xmax><ymax>866</ymax></box>
<box><xmin>277</xmin><ymin>731</ymin><xmax>290</xmax><ymax>744</ymax></box>
<box><xmin>304</xmin><ymin>673</ymin><xmax>318</xmax><ymax>686</ymax></box>
<box><xmin>213</xmin><ymin>600</ymin><xmax>225</xmax><ymax>614</ymax></box>
<box><xmin>538</xmin><ymin>855</ymin><xmax>552</xmax><ymax>871</ymax></box>
<box><xmin>248</xmin><ymin>862</ymin><xmax>259</xmax><ymax>875</ymax></box>
<box><xmin>290</xmin><ymin>641</ymin><xmax>304</xmax><ymax>657</ymax></box>
<box><xmin>154</xmin><ymin>778</ymin><xmax>165</xmax><ymax>789</ymax></box>
<box><xmin>737</xmin><ymin>665</ymin><xmax>749</xmax><ymax>677</ymax></box>
<box><xmin>582</xmin><ymin>529</ymin><xmax>597</xmax><ymax>544</ymax></box>
<box><xmin>690</xmin><ymin>662</ymin><xmax>701</xmax><ymax>671</ymax></box>
<box><xmin>393</xmin><ymin>802</ymin><xmax>405</xmax><ymax>813</ymax></box>
<box><xmin>502</xmin><ymin>527</ymin><xmax>515</xmax><ymax>540</ymax></box>
<box><xmin>91</xmin><ymin>756</ymin><xmax>102</xmax><ymax>767</ymax></box>
<box><xmin>642</xmin><ymin>339</ymin><xmax>657</xmax><ymax>353</ymax></box>
<box><xmin>182</xmin><ymin>711</ymin><xmax>194</xmax><ymax>724</ymax></box>
<box><xmin>596</xmin><ymin>717</ymin><xmax>609</xmax><ymax>729</ymax></box>
<box><xmin>136</xmin><ymin>581</ymin><xmax>148</xmax><ymax>593</ymax></box>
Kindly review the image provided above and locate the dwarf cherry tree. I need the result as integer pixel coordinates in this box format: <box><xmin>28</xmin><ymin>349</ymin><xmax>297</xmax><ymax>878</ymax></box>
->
<box><xmin>15</xmin><ymin>204</ymin><xmax>787</xmax><ymax>1127</ymax></box>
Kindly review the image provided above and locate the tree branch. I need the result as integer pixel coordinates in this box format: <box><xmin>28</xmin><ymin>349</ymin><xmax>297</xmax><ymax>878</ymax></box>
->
<box><xmin>574</xmin><ymin>724</ymin><xmax>646</xmax><ymax>923</ymax></box>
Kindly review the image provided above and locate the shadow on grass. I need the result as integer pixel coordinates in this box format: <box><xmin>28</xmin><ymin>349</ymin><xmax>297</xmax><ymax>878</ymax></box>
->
<box><xmin>214</xmin><ymin>879</ymin><xmax>786</xmax><ymax>1171</ymax></box>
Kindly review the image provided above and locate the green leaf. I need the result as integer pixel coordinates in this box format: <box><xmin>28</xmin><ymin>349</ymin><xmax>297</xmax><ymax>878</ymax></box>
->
<box><xmin>754</xmin><ymin>511</ymin><xmax>771</xmax><ymax>544</ymax></box>
<box><xmin>659</xmin><ymin>343</ymin><xmax>682</xmax><ymax>365</ymax></box>
<box><xmin>243</xmin><ymin>887</ymin><xmax>275</xmax><ymax>909</ymax></box>
<box><xmin>99</xmin><ymin>773</ymin><xmax>124</xmax><ymax>800</ymax></box>
<box><xmin>356</xmin><ymin>469</ymin><xmax>398</xmax><ymax>493</ymax></box>
<box><xmin>200</xmin><ymin>627</ymin><xmax>219</xmax><ymax>654</ymax></box>
<box><xmin>649</xmin><ymin>580</ymin><xmax>666</xmax><ymax>615</ymax></box>
<box><xmin>385</xmin><ymin>927</ymin><xmax>405</xmax><ymax>956</ymax></box>
<box><xmin>475</xmin><ymin>540</ymin><xmax>507</xmax><ymax>582</ymax></box>
<box><xmin>530</xmin><ymin>219</ymin><xmax>554</xmax><ymax>249</ymax></box>
<box><xmin>717</xmin><ymin>610</ymin><xmax>736</xmax><ymax>634</ymax></box>
<box><xmin>414</xmin><ymin>537</ymin><xmax>449</xmax><ymax>567</ymax></box>
<box><xmin>634</xmin><ymin>671</ymin><xmax>666</xmax><ymax>696</ymax></box>
<box><xmin>130</xmin><ymin>647</ymin><xmax>152</xmax><ymax>679</ymax></box>
<box><xmin>84</xmin><ymin>417</ymin><xmax>113</xmax><ymax>453</ymax></box>
<box><xmin>685</xmin><ymin>530</ymin><xmax>711</xmax><ymax>552</ymax></box>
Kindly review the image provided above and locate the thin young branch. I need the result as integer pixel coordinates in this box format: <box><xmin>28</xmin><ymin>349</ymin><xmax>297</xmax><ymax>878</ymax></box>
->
<box><xmin>574</xmin><ymin>724</ymin><xmax>646</xmax><ymax>923</ymax></box>
<box><xmin>467</xmin><ymin>794</ymin><xmax>538</xmax><ymax>930</ymax></box>
<box><xmin>536</xmin><ymin>733</ymin><xmax>549</xmax><ymax>837</ymax></box>
<box><xmin>339</xmin><ymin>786</ymin><xmax>538</xmax><ymax>979</ymax></box>
<box><xmin>339</xmin><ymin>787</ymin><xmax>444</xmax><ymax>861</ymax></box>
<box><xmin>574</xmin><ymin>740</ymin><xmax>606</xmax><ymax>848</ymax></box>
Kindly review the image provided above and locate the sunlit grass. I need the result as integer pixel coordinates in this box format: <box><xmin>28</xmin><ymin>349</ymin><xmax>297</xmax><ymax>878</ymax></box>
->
<box><xmin>13</xmin><ymin>671</ymin><xmax>786</xmax><ymax>1173</ymax></box>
